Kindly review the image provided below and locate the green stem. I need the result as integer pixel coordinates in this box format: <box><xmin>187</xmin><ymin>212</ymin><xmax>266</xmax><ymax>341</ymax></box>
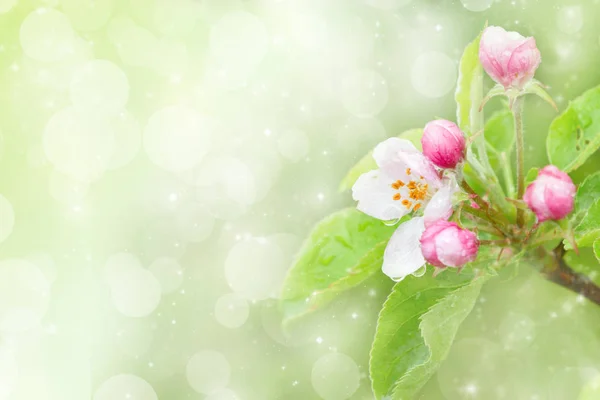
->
<box><xmin>462</xmin><ymin>205</ymin><xmax>511</xmax><ymax>237</ymax></box>
<box><xmin>500</xmin><ymin>152</ymin><xmax>516</xmax><ymax>198</ymax></box>
<box><xmin>467</xmin><ymin>63</ymin><xmax>513</xmax><ymax>218</ymax></box>
<box><xmin>480</xmin><ymin>239</ymin><xmax>512</xmax><ymax>246</ymax></box>
<box><xmin>513</xmin><ymin>97</ymin><xmax>526</xmax><ymax>228</ymax></box>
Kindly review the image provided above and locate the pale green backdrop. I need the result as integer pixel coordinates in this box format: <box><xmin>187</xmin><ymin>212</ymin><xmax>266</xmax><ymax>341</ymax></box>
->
<box><xmin>0</xmin><ymin>0</ymin><xmax>599</xmax><ymax>399</ymax></box>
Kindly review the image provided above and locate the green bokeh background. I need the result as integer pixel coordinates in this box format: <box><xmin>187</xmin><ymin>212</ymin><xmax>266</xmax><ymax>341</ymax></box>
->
<box><xmin>0</xmin><ymin>0</ymin><xmax>600</xmax><ymax>399</ymax></box>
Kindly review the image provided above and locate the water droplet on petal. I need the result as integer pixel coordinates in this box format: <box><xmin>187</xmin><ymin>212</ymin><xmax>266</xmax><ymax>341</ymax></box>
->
<box><xmin>412</xmin><ymin>265</ymin><xmax>427</xmax><ymax>278</ymax></box>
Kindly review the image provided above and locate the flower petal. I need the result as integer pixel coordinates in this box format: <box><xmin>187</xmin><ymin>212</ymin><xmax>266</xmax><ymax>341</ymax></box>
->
<box><xmin>423</xmin><ymin>179</ymin><xmax>458</xmax><ymax>227</ymax></box>
<box><xmin>352</xmin><ymin>170</ymin><xmax>410</xmax><ymax>221</ymax></box>
<box><xmin>372</xmin><ymin>137</ymin><xmax>441</xmax><ymax>188</ymax></box>
<box><xmin>436</xmin><ymin>227</ymin><xmax>479</xmax><ymax>267</ymax></box>
<box><xmin>423</xmin><ymin>182</ymin><xmax>458</xmax><ymax>226</ymax></box>
<box><xmin>372</xmin><ymin>137</ymin><xmax>417</xmax><ymax>168</ymax></box>
<box><xmin>382</xmin><ymin>217</ymin><xmax>426</xmax><ymax>280</ymax></box>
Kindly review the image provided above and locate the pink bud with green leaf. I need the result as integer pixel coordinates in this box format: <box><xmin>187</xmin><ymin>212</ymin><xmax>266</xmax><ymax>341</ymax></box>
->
<box><xmin>479</xmin><ymin>26</ymin><xmax>541</xmax><ymax>90</ymax></box>
<box><xmin>421</xmin><ymin>120</ymin><xmax>466</xmax><ymax>169</ymax></box>
<box><xmin>523</xmin><ymin>165</ymin><xmax>576</xmax><ymax>222</ymax></box>
<box><xmin>419</xmin><ymin>220</ymin><xmax>479</xmax><ymax>269</ymax></box>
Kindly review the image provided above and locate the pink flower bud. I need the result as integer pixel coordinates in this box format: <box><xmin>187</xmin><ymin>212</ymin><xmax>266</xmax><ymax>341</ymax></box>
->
<box><xmin>419</xmin><ymin>220</ymin><xmax>479</xmax><ymax>268</ymax></box>
<box><xmin>479</xmin><ymin>26</ymin><xmax>541</xmax><ymax>89</ymax></box>
<box><xmin>523</xmin><ymin>165</ymin><xmax>575</xmax><ymax>222</ymax></box>
<box><xmin>421</xmin><ymin>120</ymin><xmax>466</xmax><ymax>169</ymax></box>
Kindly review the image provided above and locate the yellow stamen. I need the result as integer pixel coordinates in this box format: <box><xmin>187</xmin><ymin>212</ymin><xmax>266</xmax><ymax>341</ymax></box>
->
<box><xmin>391</xmin><ymin>180</ymin><xmax>405</xmax><ymax>190</ymax></box>
<box><xmin>413</xmin><ymin>203</ymin><xmax>422</xmax><ymax>212</ymax></box>
<box><xmin>392</xmin><ymin>193</ymin><xmax>401</xmax><ymax>201</ymax></box>
<box><xmin>409</xmin><ymin>182</ymin><xmax>428</xmax><ymax>201</ymax></box>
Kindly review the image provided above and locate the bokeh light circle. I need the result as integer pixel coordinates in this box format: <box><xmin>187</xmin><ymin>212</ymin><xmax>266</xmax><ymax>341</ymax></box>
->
<box><xmin>277</xmin><ymin>128</ymin><xmax>310</xmax><ymax>163</ymax></box>
<box><xmin>336</xmin><ymin>116</ymin><xmax>387</xmax><ymax>155</ymax></box>
<box><xmin>224</xmin><ymin>238</ymin><xmax>287</xmax><ymax>300</ymax></box>
<box><xmin>194</xmin><ymin>155</ymin><xmax>257</xmax><ymax>219</ymax></box>
<box><xmin>206</xmin><ymin>388</ymin><xmax>240</xmax><ymax>400</ymax></box>
<box><xmin>153</xmin><ymin>0</ymin><xmax>201</xmax><ymax>38</ymax></box>
<box><xmin>48</xmin><ymin>170</ymin><xmax>89</xmax><ymax>206</ymax></box>
<box><xmin>70</xmin><ymin>59</ymin><xmax>129</xmax><ymax>116</ymax></box>
<box><xmin>364</xmin><ymin>0</ymin><xmax>413</xmax><ymax>9</ymax></box>
<box><xmin>210</xmin><ymin>11</ymin><xmax>268</xmax><ymax>73</ymax></box>
<box><xmin>311</xmin><ymin>352</ymin><xmax>361</xmax><ymax>400</ymax></box>
<box><xmin>115</xmin><ymin>319</ymin><xmax>155</xmax><ymax>358</ymax></box>
<box><xmin>214</xmin><ymin>293</ymin><xmax>250</xmax><ymax>329</ymax></box>
<box><xmin>557</xmin><ymin>6</ymin><xmax>584</xmax><ymax>35</ymax></box>
<box><xmin>340</xmin><ymin>69</ymin><xmax>389</xmax><ymax>117</ymax></box>
<box><xmin>0</xmin><ymin>195</ymin><xmax>15</xmax><ymax>244</ymax></box>
<box><xmin>460</xmin><ymin>0</ymin><xmax>493</xmax><ymax>12</ymax></box>
<box><xmin>43</xmin><ymin>106</ymin><xmax>115</xmax><ymax>182</ymax></box>
<box><xmin>110</xmin><ymin>267</ymin><xmax>162</xmax><ymax>318</ymax></box>
<box><xmin>0</xmin><ymin>346</ymin><xmax>17</xmax><ymax>399</ymax></box>
<box><xmin>0</xmin><ymin>259</ymin><xmax>50</xmax><ymax>333</ymax></box>
<box><xmin>104</xmin><ymin>252</ymin><xmax>143</xmax><ymax>285</ymax></box>
<box><xmin>93</xmin><ymin>374</ymin><xmax>158</xmax><ymax>400</ymax></box>
<box><xmin>175</xmin><ymin>201</ymin><xmax>215</xmax><ymax>243</ymax></box>
<box><xmin>148</xmin><ymin>257</ymin><xmax>184</xmax><ymax>294</ymax></box>
<box><xmin>144</xmin><ymin>106</ymin><xmax>212</xmax><ymax>172</ymax></box>
<box><xmin>411</xmin><ymin>51</ymin><xmax>457</xmax><ymax>98</ymax></box>
<box><xmin>109</xmin><ymin>111</ymin><xmax>141</xmax><ymax>170</ymax></box>
<box><xmin>60</xmin><ymin>0</ymin><xmax>115</xmax><ymax>31</ymax></box>
<box><xmin>20</xmin><ymin>8</ymin><xmax>75</xmax><ymax>62</ymax></box>
<box><xmin>107</xmin><ymin>16</ymin><xmax>158</xmax><ymax>67</ymax></box>
<box><xmin>498</xmin><ymin>312</ymin><xmax>536</xmax><ymax>351</ymax></box>
<box><xmin>0</xmin><ymin>0</ymin><xmax>16</xmax><ymax>13</ymax></box>
<box><xmin>186</xmin><ymin>350</ymin><xmax>231</xmax><ymax>394</ymax></box>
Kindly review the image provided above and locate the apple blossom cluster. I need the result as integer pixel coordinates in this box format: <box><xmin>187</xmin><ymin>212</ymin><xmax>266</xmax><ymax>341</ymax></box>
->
<box><xmin>352</xmin><ymin>26</ymin><xmax>576</xmax><ymax>282</ymax></box>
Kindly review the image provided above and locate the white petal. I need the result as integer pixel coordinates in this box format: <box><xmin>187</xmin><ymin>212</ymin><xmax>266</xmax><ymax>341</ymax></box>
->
<box><xmin>373</xmin><ymin>137</ymin><xmax>441</xmax><ymax>188</ymax></box>
<box><xmin>352</xmin><ymin>170</ymin><xmax>410</xmax><ymax>221</ymax></box>
<box><xmin>397</xmin><ymin>151</ymin><xmax>442</xmax><ymax>188</ymax></box>
<box><xmin>372</xmin><ymin>138</ymin><xmax>417</xmax><ymax>168</ymax></box>
<box><xmin>382</xmin><ymin>217</ymin><xmax>426</xmax><ymax>280</ymax></box>
<box><xmin>423</xmin><ymin>180</ymin><xmax>458</xmax><ymax>227</ymax></box>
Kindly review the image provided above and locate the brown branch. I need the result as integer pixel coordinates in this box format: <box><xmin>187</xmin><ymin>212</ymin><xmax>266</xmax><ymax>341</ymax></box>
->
<box><xmin>540</xmin><ymin>243</ymin><xmax>600</xmax><ymax>306</ymax></box>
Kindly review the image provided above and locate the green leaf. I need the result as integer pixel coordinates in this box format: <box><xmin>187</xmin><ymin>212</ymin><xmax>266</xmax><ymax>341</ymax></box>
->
<box><xmin>455</xmin><ymin>32</ymin><xmax>482</xmax><ymax>133</ymax></box>
<box><xmin>339</xmin><ymin>129</ymin><xmax>423</xmax><ymax>192</ymax></box>
<box><xmin>462</xmin><ymin>162</ymin><xmax>486</xmax><ymax>196</ymax></box>
<box><xmin>485</xmin><ymin>108</ymin><xmax>515</xmax><ymax>172</ymax></box>
<box><xmin>523</xmin><ymin>80</ymin><xmax>558</xmax><ymax>111</ymax></box>
<box><xmin>280</xmin><ymin>208</ymin><xmax>396</xmax><ymax>326</ymax></box>
<box><xmin>576</xmin><ymin>171</ymin><xmax>600</xmax><ymax>214</ymax></box>
<box><xmin>485</xmin><ymin>108</ymin><xmax>514</xmax><ymax>155</ymax></box>
<box><xmin>392</xmin><ymin>276</ymin><xmax>487</xmax><ymax>399</ymax></box>
<box><xmin>594</xmin><ymin>240</ymin><xmax>600</xmax><ymax>264</ymax></box>
<box><xmin>547</xmin><ymin>85</ymin><xmax>600</xmax><ymax>172</ymax></box>
<box><xmin>369</xmin><ymin>270</ymin><xmax>487</xmax><ymax>399</ymax></box>
<box><xmin>574</xmin><ymin>199</ymin><xmax>600</xmax><ymax>247</ymax></box>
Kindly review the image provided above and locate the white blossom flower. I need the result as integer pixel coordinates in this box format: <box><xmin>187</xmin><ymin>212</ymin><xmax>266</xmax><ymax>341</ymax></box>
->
<box><xmin>352</xmin><ymin>138</ymin><xmax>459</xmax><ymax>281</ymax></box>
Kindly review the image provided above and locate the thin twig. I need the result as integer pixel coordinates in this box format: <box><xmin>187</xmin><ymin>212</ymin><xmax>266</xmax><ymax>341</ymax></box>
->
<box><xmin>512</xmin><ymin>97</ymin><xmax>526</xmax><ymax>228</ymax></box>
<box><xmin>540</xmin><ymin>243</ymin><xmax>600</xmax><ymax>306</ymax></box>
